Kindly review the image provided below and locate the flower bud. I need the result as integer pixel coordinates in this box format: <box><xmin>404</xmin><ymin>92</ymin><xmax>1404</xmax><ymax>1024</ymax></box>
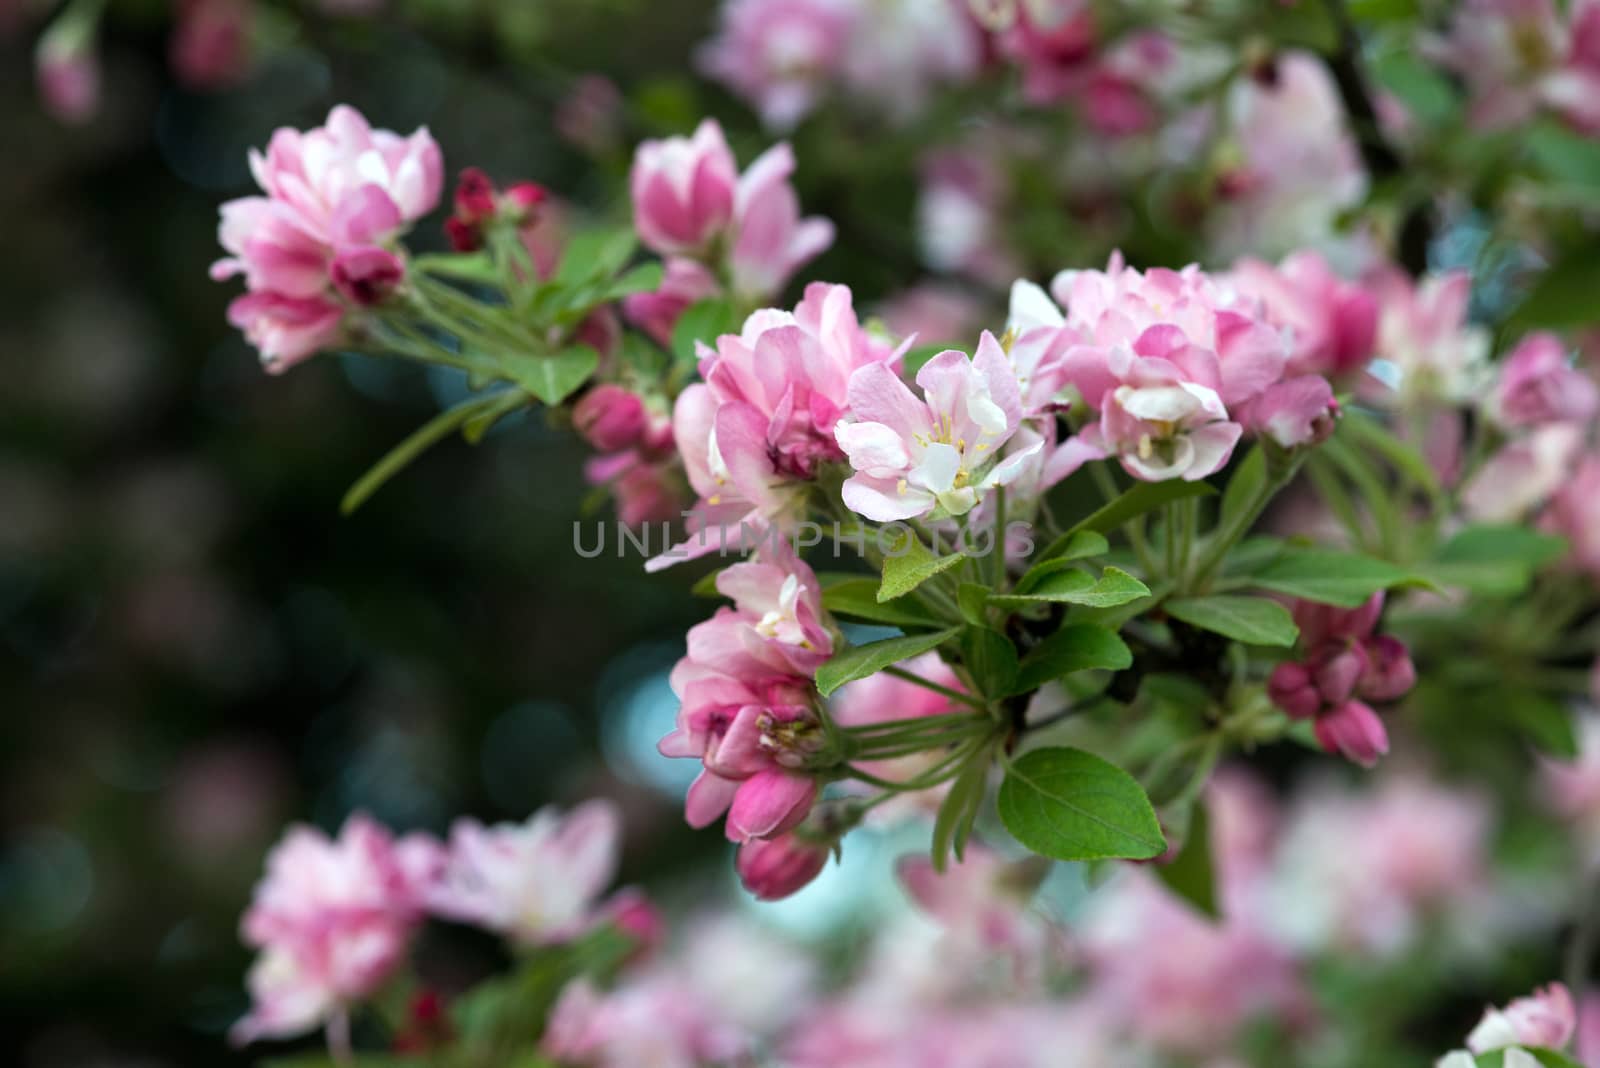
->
<box><xmin>1311</xmin><ymin>642</ymin><xmax>1370</xmax><ymax>705</ymax></box>
<box><xmin>724</xmin><ymin>768</ymin><xmax>817</xmax><ymax>843</ymax></box>
<box><xmin>453</xmin><ymin>167</ymin><xmax>498</xmax><ymax>224</ymax></box>
<box><xmin>36</xmin><ymin>14</ymin><xmax>100</xmax><ymax>125</ymax></box>
<box><xmin>573</xmin><ymin>385</ymin><xmax>649</xmax><ymax>452</ymax></box>
<box><xmin>330</xmin><ymin>247</ymin><xmax>405</xmax><ymax>307</ymax></box>
<box><xmin>736</xmin><ymin>833</ymin><xmax>829</xmax><ymax>901</ymax></box>
<box><xmin>1359</xmin><ymin>635</ymin><xmax>1416</xmax><ymax>702</ymax></box>
<box><xmin>1467</xmin><ymin>983</ymin><xmax>1576</xmax><ymax>1054</ymax></box>
<box><xmin>629</xmin><ymin>119</ymin><xmax>738</xmax><ymax>256</ymax></box>
<box><xmin>503</xmin><ymin>182</ymin><xmax>548</xmax><ymax>220</ymax></box>
<box><xmin>1267</xmin><ymin>661</ymin><xmax>1321</xmax><ymax>721</ymax></box>
<box><xmin>1313</xmin><ymin>700</ymin><xmax>1389</xmax><ymax>768</ymax></box>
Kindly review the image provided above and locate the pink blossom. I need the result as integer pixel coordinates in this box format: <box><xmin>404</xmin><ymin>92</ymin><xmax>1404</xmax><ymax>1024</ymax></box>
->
<box><xmin>629</xmin><ymin>121</ymin><xmax>832</xmax><ymax>301</ymax></box>
<box><xmin>212</xmin><ymin>106</ymin><xmax>443</xmax><ymax>370</ymax></box>
<box><xmin>991</xmin><ymin>0</ymin><xmax>1099</xmax><ymax>105</ymax></box>
<box><xmin>877</xmin><ymin>283</ymin><xmax>986</xmax><ymax>349</ymax></box>
<box><xmin>1462</xmin><ymin>422</ymin><xmax>1585</xmax><ymax>522</ymax></box>
<box><xmin>35</xmin><ymin>12</ymin><xmax>99</xmax><ymax>125</ymax></box>
<box><xmin>660</xmin><ymin>284</ymin><xmax>900</xmax><ymax>566</ymax></box>
<box><xmin>629</xmin><ymin>119</ymin><xmax>740</xmax><ymax>256</ymax></box>
<box><xmin>584</xmin><ymin>448</ymin><xmax>685</xmax><ymax>527</ymax></box>
<box><xmin>622</xmin><ymin>257</ymin><xmax>719</xmax><ymax>347</ymax></box>
<box><xmin>1312</xmin><ymin>700</ymin><xmax>1390</xmax><ymax>768</ymax></box>
<box><xmin>232</xmin><ymin>814</ymin><xmax>441</xmax><ymax>1044</ymax></box>
<box><xmin>1374</xmin><ymin>269</ymin><xmax>1490</xmax><ymax>405</ymax></box>
<box><xmin>1081</xmin><ymin>870</ymin><xmax>1307</xmax><ymax>1058</ymax></box>
<box><xmin>897</xmin><ymin>844</ymin><xmax>1060</xmax><ymax>972</ymax></box>
<box><xmin>660</xmin><ymin>546</ymin><xmax>830</xmax><ymax>841</ymax></box>
<box><xmin>1426</xmin><ymin>0</ymin><xmax>1564</xmax><ymax>130</ymax></box>
<box><xmin>1244</xmin><ymin>376</ymin><xmax>1338</xmax><ymax>448</ymax></box>
<box><xmin>240</xmin><ymin>105</ymin><xmax>442</xmax><ymax>240</ymax></box>
<box><xmin>225</xmin><ymin>291</ymin><xmax>345</xmax><ymax>371</ymax></box>
<box><xmin>835</xmin><ymin>0</ymin><xmax>984</xmax><ymax>123</ymax></box>
<box><xmin>171</xmin><ymin>0</ymin><xmax>253</xmax><ymax>90</ymax></box>
<box><xmin>573</xmin><ymin>385</ymin><xmax>651</xmax><ymax>453</ymax></box>
<box><xmin>1492</xmin><ymin>331</ymin><xmax>1600</xmax><ymax>429</ymax></box>
<box><xmin>836</xmin><ymin>332</ymin><xmax>1038</xmax><ymax>521</ymax></box>
<box><xmin>1468</xmin><ymin>983</ymin><xmax>1577</xmax><ymax>1054</ymax></box>
<box><xmin>737</xmin><ymin>831</ymin><xmax>830</xmax><ymax>900</ymax></box>
<box><xmin>1544</xmin><ymin>453</ymin><xmax>1600</xmax><ymax>576</ymax></box>
<box><xmin>1267</xmin><ymin>775</ymin><xmax>1489</xmax><ymax>956</ymax></box>
<box><xmin>328</xmin><ymin>246</ymin><xmax>404</xmax><ymax>307</ymax></box>
<box><xmin>1214</xmin><ymin>53</ymin><xmax>1367</xmax><ymax>260</ymax></box>
<box><xmin>1545</xmin><ymin>0</ymin><xmax>1600</xmax><ymax>133</ymax></box>
<box><xmin>542</xmin><ymin>976</ymin><xmax>750</xmax><ymax>1068</ymax></box>
<box><xmin>426</xmin><ymin>801</ymin><xmax>621</xmax><ymax>945</ymax></box>
<box><xmin>697</xmin><ymin>0</ymin><xmax>852</xmax><ymax>131</ymax></box>
<box><xmin>1229</xmin><ymin>251</ymin><xmax>1379</xmax><ymax>379</ymax></box>
<box><xmin>917</xmin><ymin>151</ymin><xmax>1016</xmax><ymax>286</ymax></box>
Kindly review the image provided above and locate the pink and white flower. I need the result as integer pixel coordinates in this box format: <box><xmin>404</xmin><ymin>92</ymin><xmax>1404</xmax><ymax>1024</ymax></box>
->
<box><xmin>427</xmin><ymin>801</ymin><xmax>622</xmax><ymax>945</ymax></box>
<box><xmin>1544</xmin><ymin>453</ymin><xmax>1600</xmax><ymax>577</ymax></box>
<box><xmin>1373</xmin><ymin>269</ymin><xmax>1491</xmax><ymax>405</ymax></box>
<box><xmin>1467</xmin><ymin>983</ymin><xmax>1577</xmax><ymax>1055</ymax></box>
<box><xmin>1491</xmin><ymin>331</ymin><xmax>1600</xmax><ymax>429</ymax></box>
<box><xmin>660</xmin><ymin>547</ymin><xmax>831</xmax><ymax>843</ymax></box>
<box><xmin>1229</xmin><ymin>250</ymin><xmax>1380</xmax><ymax>380</ymax></box>
<box><xmin>835</xmin><ymin>332</ymin><xmax>1038</xmax><ymax>521</ymax></box>
<box><xmin>630</xmin><ymin>118</ymin><xmax>834</xmax><ymax>302</ymax></box>
<box><xmin>232</xmin><ymin>814</ymin><xmax>442</xmax><ymax>1044</ymax></box>
<box><xmin>697</xmin><ymin>0</ymin><xmax>852</xmax><ymax>131</ymax></box>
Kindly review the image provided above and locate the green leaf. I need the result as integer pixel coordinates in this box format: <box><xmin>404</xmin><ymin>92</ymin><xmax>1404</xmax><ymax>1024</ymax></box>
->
<box><xmin>998</xmin><ymin>746</ymin><xmax>1166</xmax><ymax>861</ymax></box>
<box><xmin>1015</xmin><ymin>531</ymin><xmax>1110</xmax><ymax>593</ymax></box>
<box><xmin>880</xmin><ymin>530</ymin><xmax>965</xmax><ymax>602</ymax></box>
<box><xmin>690</xmin><ymin>568</ymin><xmax>725</xmax><ymax>598</ymax></box>
<box><xmin>671</xmin><ymin>297</ymin><xmax>736</xmax><ymax>362</ymax></box>
<box><xmin>1338</xmin><ymin>409</ymin><xmax>1444</xmax><ymax>501</ymax></box>
<box><xmin>957</xmin><ymin>582</ymin><xmax>991</xmax><ymax>626</ymax></box>
<box><xmin>989</xmin><ymin>566</ymin><xmax>1150</xmax><ymax>610</ymax></box>
<box><xmin>340</xmin><ymin>392</ymin><xmax>506</xmax><ymax>515</ymax></box>
<box><xmin>822</xmin><ymin>578</ymin><xmax>942</xmax><ymax>628</ymax></box>
<box><xmin>1425</xmin><ymin>523</ymin><xmax>1567</xmax><ymax>595</ymax></box>
<box><xmin>1512</xmin><ymin>692</ymin><xmax>1579</xmax><ymax>759</ymax></box>
<box><xmin>501</xmin><ymin>345</ymin><xmax>599</xmax><ymax>406</ymax></box>
<box><xmin>1217</xmin><ymin>446</ymin><xmax>1266</xmax><ymax>535</ymax></box>
<box><xmin>1369</xmin><ymin>49</ymin><xmax>1457</xmax><ymax>124</ymax></box>
<box><xmin>1165</xmin><ymin>595</ymin><xmax>1298</xmax><ymax>647</ymax></box>
<box><xmin>1506</xmin><ymin>246</ymin><xmax>1600</xmax><ymax>332</ymax></box>
<box><xmin>1528</xmin><ymin>119</ymin><xmax>1600</xmax><ymax>190</ymax></box>
<box><xmin>815</xmin><ymin>628</ymin><xmax>961</xmax><ymax>697</ymax></box>
<box><xmin>1475</xmin><ymin>1050</ymin><xmax>1585</xmax><ymax>1068</ymax></box>
<box><xmin>555</xmin><ymin>227</ymin><xmax>636</xmax><ymax>286</ymax></box>
<box><xmin>931</xmin><ymin>750</ymin><xmax>990</xmax><ymax>872</ymax></box>
<box><xmin>962</xmin><ymin>626</ymin><xmax>1019</xmax><ymax>698</ymax></box>
<box><xmin>1154</xmin><ymin>800</ymin><xmax>1218</xmax><ymax>919</ymax></box>
<box><xmin>1242</xmin><ymin>548</ymin><xmax>1420</xmax><ymax>607</ymax></box>
<box><xmin>1013</xmin><ymin>623</ymin><xmax>1132</xmax><ymax>694</ymax></box>
<box><xmin>602</xmin><ymin>261</ymin><xmax>665</xmax><ymax>300</ymax></box>
<box><xmin>1038</xmin><ymin>480</ymin><xmax>1215</xmax><ymax>560</ymax></box>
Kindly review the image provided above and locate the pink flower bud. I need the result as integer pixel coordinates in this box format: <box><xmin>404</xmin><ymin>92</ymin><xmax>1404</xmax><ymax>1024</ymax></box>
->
<box><xmin>1249</xmin><ymin>375</ymin><xmax>1338</xmax><ymax>448</ymax></box>
<box><xmin>724</xmin><ymin>768</ymin><xmax>817</xmax><ymax>843</ymax></box>
<box><xmin>630</xmin><ymin>119</ymin><xmax>738</xmax><ymax>256</ymax></box>
<box><xmin>1359</xmin><ymin>635</ymin><xmax>1416</xmax><ymax>702</ymax></box>
<box><xmin>736</xmin><ymin>833</ymin><xmax>829</xmax><ymax>901</ymax></box>
<box><xmin>1268</xmin><ymin>661</ymin><xmax>1321</xmax><ymax>721</ymax></box>
<box><xmin>444</xmin><ymin>216</ymin><xmax>481</xmax><ymax>253</ymax></box>
<box><xmin>1313</xmin><ymin>700</ymin><xmax>1389</xmax><ymax>768</ymax></box>
<box><xmin>1311</xmin><ymin>643</ymin><xmax>1370</xmax><ymax>705</ymax></box>
<box><xmin>595</xmin><ymin>887</ymin><xmax>665</xmax><ymax>962</ymax></box>
<box><xmin>330</xmin><ymin>247</ymin><xmax>405</xmax><ymax>307</ymax></box>
<box><xmin>573</xmin><ymin>385</ymin><xmax>649</xmax><ymax>452</ymax></box>
<box><xmin>503</xmin><ymin>182</ymin><xmax>547</xmax><ymax>218</ymax></box>
<box><xmin>453</xmin><ymin>167</ymin><xmax>498</xmax><ymax>224</ymax></box>
<box><xmin>171</xmin><ymin>0</ymin><xmax>252</xmax><ymax>90</ymax></box>
<box><xmin>36</xmin><ymin>20</ymin><xmax>100</xmax><ymax>125</ymax></box>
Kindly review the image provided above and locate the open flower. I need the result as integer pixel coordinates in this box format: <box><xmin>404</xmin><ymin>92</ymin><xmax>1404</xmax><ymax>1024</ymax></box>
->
<box><xmin>427</xmin><ymin>802</ymin><xmax>622</xmax><ymax>946</ymax></box>
<box><xmin>835</xmin><ymin>332</ymin><xmax>1038</xmax><ymax>521</ymax></box>
<box><xmin>1467</xmin><ymin>983</ymin><xmax>1577</xmax><ymax>1055</ymax></box>
<box><xmin>232</xmin><ymin>815</ymin><xmax>441</xmax><ymax>1045</ymax></box>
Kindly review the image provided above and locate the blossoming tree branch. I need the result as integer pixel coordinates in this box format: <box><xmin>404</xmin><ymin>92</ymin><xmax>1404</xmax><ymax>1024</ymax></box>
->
<box><xmin>129</xmin><ymin>0</ymin><xmax>1600</xmax><ymax>1064</ymax></box>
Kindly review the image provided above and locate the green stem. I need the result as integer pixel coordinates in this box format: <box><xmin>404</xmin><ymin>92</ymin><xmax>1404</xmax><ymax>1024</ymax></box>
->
<box><xmin>1189</xmin><ymin>452</ymin><xmax>1306</xmax><ymax>591</ymax></box>
<box><xmin>1092</xmin><ymin>462</ymin><xmax>1157</xmax><ymax>573</ymax></box>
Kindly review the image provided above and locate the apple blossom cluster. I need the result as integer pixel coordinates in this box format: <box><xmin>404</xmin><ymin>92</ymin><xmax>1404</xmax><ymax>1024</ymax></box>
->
<box><xmin>233</xmin><ymin>802</ymin><xmax>630</xmax><ymax>1047</ymax></box>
